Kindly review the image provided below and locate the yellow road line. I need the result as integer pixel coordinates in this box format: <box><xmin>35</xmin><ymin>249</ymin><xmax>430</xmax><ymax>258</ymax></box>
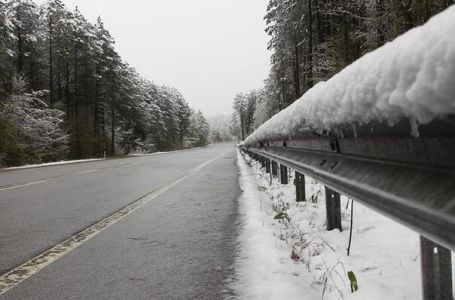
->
<box><xmin>0</xmin><ymin>180</ymin><xmax>47</xmax><ymax>192</ymax></box>
<box><xmin>0</xmin><ymin>150</ymin><xmax>229</xmax><ymax>295</ymax></box>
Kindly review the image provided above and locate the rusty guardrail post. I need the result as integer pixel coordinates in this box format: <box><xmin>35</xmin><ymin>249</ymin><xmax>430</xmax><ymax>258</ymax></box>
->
<box><xmin>420</xmin><ymin>236</ymin><xmax>453</xmax><ymax>300</ymax></box>
<box><xmin>325</xmin><ymin>187</ymin><xmax>342</xmax><ymax>231</ymax></box>
<box><xmin>260</xmin><ymin>156</ymin><xmax>266</xmax><ymax>168</ymax></box>
<box><xmin>295</xmin><ymin>172</ymin><xmax>306</xmax><ymax>202</ymax></box>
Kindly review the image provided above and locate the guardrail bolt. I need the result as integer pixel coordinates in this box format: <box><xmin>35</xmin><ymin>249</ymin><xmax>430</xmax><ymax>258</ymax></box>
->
<box><xmin>280</xmin><ymin>165</ymin><xmax>288</xmax><ymax>184</ymax></box>
<box><xmin>325</xmin><ymin>187</ymin><xmax>342</xmax><ymax>231</ymax></box>
<box><xmin>420</xmin><ymin>236</ymin><xmax>453</xmax><ymax>300</ymax></box>
<box><xmin>265</xmin><ymin>159</ymin><xmax>271</xmax><ymax>173</ymax></box>
<box><xmin>295</xmin><ymin>172</ymin><xmax>306</xmax><ymax>202</ymax></box>
<box><xmin>272</xmin><ymin>161</ymin><xmax>278</xmax><ymax>177</ymax></box>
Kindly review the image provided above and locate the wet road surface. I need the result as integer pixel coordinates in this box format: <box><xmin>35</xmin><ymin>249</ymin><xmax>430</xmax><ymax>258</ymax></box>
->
<box><xmin>0</xmin><ymin>143</ymin><xmax>240</xmax><ymax>299</ymax></box>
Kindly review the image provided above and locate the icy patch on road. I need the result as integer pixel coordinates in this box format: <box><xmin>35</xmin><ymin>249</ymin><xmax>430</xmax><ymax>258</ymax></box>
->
<box><xmin>233</xmin><ymin>150</ymin><xmax>455</xmax><ymax>300</ymax></box>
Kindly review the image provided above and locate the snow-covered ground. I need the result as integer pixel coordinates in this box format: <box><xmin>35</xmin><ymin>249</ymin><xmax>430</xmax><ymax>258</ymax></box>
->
<box><xmin>1</xmin><ymin>158</ymin><xmax>105</xmax><ymax>171</ymax></box>
<box><xmin>129</xmin><ymin>144</ymin><xmax>214</xmax><ymax>157</ymax></box>
<box><xmin>244</xmin><ymin>5</ymin><xmax>455</xmax><ymax>145</ymax></box>
<box><xmin>1</xmin><ymin>145</ymin><xmax>216</xmax><ymax>170</ymax></box>
<box><xmin>234</xmin><ymin>150</ymin><xmax>454</xmax><ymax>300</ymax></box>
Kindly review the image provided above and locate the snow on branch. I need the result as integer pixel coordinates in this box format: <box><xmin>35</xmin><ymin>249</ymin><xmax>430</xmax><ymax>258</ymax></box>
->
<box><xmin>244</xmin><ymin>5</ymin><xmax>455</xmax><ymax>145</ymax></box>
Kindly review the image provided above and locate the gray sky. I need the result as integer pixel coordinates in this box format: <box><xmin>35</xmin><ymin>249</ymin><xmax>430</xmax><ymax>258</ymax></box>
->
<box><xmin>37</xmin><ymin>0</ymin><xmax>271</xmax><ymax>117</ymax></box>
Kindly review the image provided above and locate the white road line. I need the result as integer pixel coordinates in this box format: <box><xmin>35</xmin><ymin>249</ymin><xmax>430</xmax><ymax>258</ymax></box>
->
<box><xmin>118</xmin><ymin>164</ymin><xmax>132</xmax><ymax>168</ymax></box>
<box><xmin>76</xmin><ymin>169</ymin><xmax>98</xmax><ymax>175</ymax></box>
<box><xmin>0</xmin><ymin>180</ymin><xmax>47</xmax><ymax>192</ymax></box>
<box><xmin>0</xmin><ymin>150</ymin><xmax>230</xmax><ymax>295</ymax></box>
<box><xmin>0</xmin><ymin>169</ymin><xmax>98</xmax><ymax>192</ymax></box>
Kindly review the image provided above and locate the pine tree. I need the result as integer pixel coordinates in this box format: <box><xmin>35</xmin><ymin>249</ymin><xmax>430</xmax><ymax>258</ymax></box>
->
<box><xmin>1</xmin><ymin>76</ymin><xmax>67</xmax><ymax>164</ymax></box>
<box><xmin>235</xmin><ymin>0</ymin><xmax>454</xmax><ymax>134</ymax></box>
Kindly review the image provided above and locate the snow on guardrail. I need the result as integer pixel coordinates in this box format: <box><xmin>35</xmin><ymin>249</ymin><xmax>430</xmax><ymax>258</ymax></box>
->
<box><xmin>244</xmin><ymin>5</ymin><xmax>455</xmax><ymax>145</ymax></box>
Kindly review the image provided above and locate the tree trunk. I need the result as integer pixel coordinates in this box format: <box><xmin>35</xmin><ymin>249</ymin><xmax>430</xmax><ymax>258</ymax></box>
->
<box><xmin>111</xmin><ymin>105</ymin><xmax>115</xmax><ymax>155</ymax></box>
<box><xmin>65</xmin><ymin>61</ymin><xmax>70</xmax><ymax>119</ymax></box>
<box><xmin>29</xmin><ymin>59</ymin><xmax>35</xmax><ymax>89</ymax></box>
<box><xmin>57</xmin><ymin>57</ymin><xmax>62</xmax><ymax>103</ymax></box>
<box><xmin>344</xmin><ymin>15</ymin><xmax>350</xmax><ymax>65</ymax></box>
<box><xmin>376</xmin><ymin>0</ymin><xmax>385</xmax><ymax>47</ymax></box>
<box><xmin>49</xmin><ymin>18</ymin><xmax>54</xmax><ymax>107</ymax></box>
<box><xmin>315</xmin><ymin>0</ymin><xmax>323</xmax><ymax>44</ymax></box>
<box><xmin>307</xmin><ymin>0</ymin><xmax>314</xmax><ymax>88</ymax></box>
<box><xmin>293</xmin><ymin>39</ymin><xmax>301</xmax><ymax>101</ymax></box>
<box><xmin>17</xmin><ymin>25</ymin><xmax>23</xmax><ymax>74</ymax></box>
<box><xmin>94</xmin><ymin>64</ymin><xmax>100</xmax><ymax>156</ymax></box>
<box><xmin>74</xmin><ymin>46</ymin><xmax>81</xmax><ymax>158</ymax></box>
<box><xmin>101</xmin><ymin>99</ymin><xmax>106</xmax><ymax>157</ymax></box>
<box><xmin>279</xmin><ymin>57</ymin><xmax>287</xmax><ymax>108</ymax></box>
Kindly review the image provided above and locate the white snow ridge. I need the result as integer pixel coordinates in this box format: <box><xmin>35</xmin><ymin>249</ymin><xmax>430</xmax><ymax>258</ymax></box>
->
<box><xmin>244</xmin><ymin>5</ymin><xmax>455</xmax><ymax>145</ymax></box>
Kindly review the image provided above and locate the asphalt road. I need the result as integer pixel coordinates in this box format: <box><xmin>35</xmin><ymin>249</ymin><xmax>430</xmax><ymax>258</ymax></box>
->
<box><xmin>0</xmin><ymin>143</ymin><xmax>240</xmax><ymax>299</ymax></box>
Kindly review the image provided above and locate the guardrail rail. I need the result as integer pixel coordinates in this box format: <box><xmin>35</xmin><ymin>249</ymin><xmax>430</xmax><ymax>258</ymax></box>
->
<box><xmin>240</xmin><ymin>118</ymin><xmax>455</xmax><ymax>300</ymax></box>
<box><xmin>239</xmin><ymin>7</ymin><xmax>455</xmax><ymax>299</ymax></box>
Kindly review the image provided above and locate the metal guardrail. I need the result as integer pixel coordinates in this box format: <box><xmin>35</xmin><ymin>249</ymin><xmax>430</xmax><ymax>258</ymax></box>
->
<box><xmin>240</xmin><ymin>118</ymin><xmax>455</xmax><ymax>300</ymax></box>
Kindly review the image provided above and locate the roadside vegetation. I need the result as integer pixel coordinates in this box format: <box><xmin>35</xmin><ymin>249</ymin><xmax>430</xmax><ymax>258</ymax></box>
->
<box><xmin>0</xmin><ymin>0</ymin><xmax>210</xmax><ymax>167</ymax></box>
<box><xmin>232</xmin><ymin>0</ymin><xmax>453</xmax><ymax>137</ymax></box>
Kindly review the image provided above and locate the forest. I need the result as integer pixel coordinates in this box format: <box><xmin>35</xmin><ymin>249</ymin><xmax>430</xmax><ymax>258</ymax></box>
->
<box><xmin>0</xmin><ymin>0</ymin><xmax>210</xmax><ymax>167</ymax></box>
<box><xmin>233</xmin><ymin>0</ymin><xmax>453</xmax><ymax>139</ymax></box>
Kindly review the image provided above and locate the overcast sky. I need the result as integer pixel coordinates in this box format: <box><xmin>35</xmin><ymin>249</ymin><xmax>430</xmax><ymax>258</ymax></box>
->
<box><xmin>36</xmin><ymin>0</ymin><xmax>271</xmax><ymax>117</ymax></box>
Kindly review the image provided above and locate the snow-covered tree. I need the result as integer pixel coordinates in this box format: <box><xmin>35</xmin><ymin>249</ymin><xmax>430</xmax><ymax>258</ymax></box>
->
<box><xmin>1</xmin><ymin>0</ymin><xmax>203</xmax><ymax>164</ymax></box>
<box><xmin>233</xmin><ymin>0</ymin><xmax>453</xmax><ymax>138</ymax></box>
<box><xmin>0</xmin><ymin>76</ymin><xmax>67</xmax><ymax>165</ymax></box>
<box><xmin>186</xmin><ymin>110</ymin><xmax>210</xmax><ymax>148</ymax></box>
<box><xmin>208</xmin><ymin>114</ymin><xmax>235</xmax><ymax>143</ymax></box>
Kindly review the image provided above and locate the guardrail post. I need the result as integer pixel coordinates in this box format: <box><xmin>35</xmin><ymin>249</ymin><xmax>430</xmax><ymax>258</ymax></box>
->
<box><xmin>295</xmin><ymin>172</ymin><xmax>306</xmax><ymax>202</ymax></box>
<box><xmin>325</xmin><ymin>187</ymin><xmax>342</xmax><ymax>231</ymax></box>
<box><xmin>271</xmin><ymin>161</ymin><xmax>278</xmax><ymax>177</ymax></box>
<box><xmin>420</xmin><ymin>236</ymin><xmax>453</xmax><ymax>300</ymax></box>
<box><xmin>265</xmin><ymin>158</ymin><xmax>271</xmax><ymax>173</ymax></box>
<box><xmin>280</xmin><ymin>165</ymin><xmax>288</xmax><ymax>184</ymax></box>
<box><xmin>260</xmin><ymin>156</ymin><xmax>266</xmax><ymax>168</ymax></box>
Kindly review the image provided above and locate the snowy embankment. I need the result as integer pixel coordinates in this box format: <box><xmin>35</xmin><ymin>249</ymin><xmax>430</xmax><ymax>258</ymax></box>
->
<box><xmin>244</xmin><ymin>5</ymin><xmax>455</xmax><ymax>145</ymax></box>
<box><xmin>1</xmin><ymin>158</ymin><xmax>105</xmax><ymax>171</ymax></box>
<box><xmin>234</xmin><ymin>151</ymin><xmax>455</xmax><ymax>300</ymax></box>
<box><xmin>1</xmin><ymin>145</ymin><xmax>216</xmax><ymax>170</ymax></box>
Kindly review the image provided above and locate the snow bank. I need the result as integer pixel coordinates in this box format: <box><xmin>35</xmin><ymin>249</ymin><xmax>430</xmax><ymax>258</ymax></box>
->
<box><xmin>234</xmin><ymin>151</ymin><xmax>455</xmax><ymax>300</ymax></box>
<box><xmin>1</xmin><ymin>158</ymin><xmax>105</xmax><ymax>170</ymax></box>
<box><xmin>245</xmin><ymin>6</ymin><xmax>455</xmax><ymax>145</ymax></box>
<box><xmin>233</xmin><ymin>149</ymin><xmax>317</xmax><ymax>299</ymax></box>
